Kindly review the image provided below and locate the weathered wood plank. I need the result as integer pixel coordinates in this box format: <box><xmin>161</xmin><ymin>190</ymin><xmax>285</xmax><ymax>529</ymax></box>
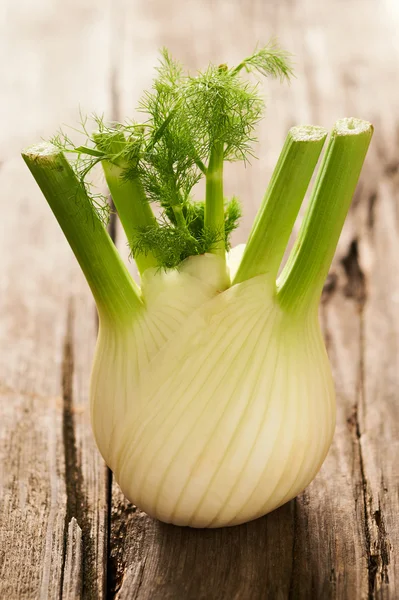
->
<box><xmin>361</xmin><ymin>153</ymin><xmax>399</xmax><ymax>596</ymax></box>
<box><xmin>62</xmin><ymin>518</ymin><xmax>83</xmax><ymax>600</ymax></box>
<box><xmin>316</xmin><ymin>4</ymin><xmax>399</xmax><ymax>594</ymax></box>
<box><xmin>108</xmin><ymin>1</ymin><xmax>398</xmax><ymax>599</ymax></box>
<box><xmin>0</xmin><ymin>2</ymin><xmax>111</xmax><ymax>597</ymax></box>
<box><xmin>109</xmin><ymin>499</ymin><xmax>295</xmax><ymax>599</ymax></box>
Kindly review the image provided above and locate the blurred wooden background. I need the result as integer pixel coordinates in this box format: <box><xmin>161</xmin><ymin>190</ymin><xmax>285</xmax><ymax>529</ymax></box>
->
<box><xmin>0</xmin><ymin>0</ymin><xmax>398</xmax><ymax>598</ymax></box>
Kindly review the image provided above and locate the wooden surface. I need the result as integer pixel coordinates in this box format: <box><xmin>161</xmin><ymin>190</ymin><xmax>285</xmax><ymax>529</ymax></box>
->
<box><xmin>0</xmin><ymin>0</ymin><xmax>398</xmax><ymax>598</ymax></box>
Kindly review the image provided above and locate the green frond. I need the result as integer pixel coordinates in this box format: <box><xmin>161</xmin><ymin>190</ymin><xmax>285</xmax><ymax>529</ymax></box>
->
<box><xmin>133</xmin><ymin>50</ymin><xmax>203</xmax><ymax>226</ymax></box>
<box><xmin>155</xmin><ymin>47</ymin><xmax>184</xmax><ymax>88</ymax></box>
<box><xmin>224</xmin><ymin>196</ymin><xmax>242</xmax><ymax>248</ymax></box>
<box><xmin>131</xmin><ymin>222</ymin><xmax>198</xmax><ymax>269</ymax></box>
<box><xmin>44</xmin><ymin>41</ymin><xmax>291</xmax><ymax>269</ymax></box>
<box><xmin>130</xmin><ymin>193</ymin><xmax>241</xmax><ymax>270</ymax></box>
<box><xmin>182</xmin><ymin>63</ymin><xmax>264</xmax><ymax>162</ymax></box>
<box><xmin>231</xmin><ymin>39</ymin><xmax>294</xmax><ymax>81</ymax></box>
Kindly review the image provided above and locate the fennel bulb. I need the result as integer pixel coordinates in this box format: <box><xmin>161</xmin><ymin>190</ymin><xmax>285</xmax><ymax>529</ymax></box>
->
<box><xmin>93</xmin><ymin>253</ymin><xmax>334</xmax><ymax>527</ymax></box>
<box><xmin>22</xmin><ymin>45</ymin><xmax>373</xmax><ymax>527</ymax></box>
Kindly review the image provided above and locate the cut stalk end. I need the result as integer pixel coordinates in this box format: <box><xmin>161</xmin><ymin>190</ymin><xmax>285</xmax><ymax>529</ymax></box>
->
<box><xmin>289</xmin><ymin>124</ymin><xmax>328</xmax><ymax>142</ymax></box>
<box><xmin>23</xmin><ymin>142</ymin><xmax>60</xmax><ymax>159</ymax></box>
<box><xmin>334</xmin><ymin>117</ymin><xmax>373</xmax><ymax>136</ymax></box>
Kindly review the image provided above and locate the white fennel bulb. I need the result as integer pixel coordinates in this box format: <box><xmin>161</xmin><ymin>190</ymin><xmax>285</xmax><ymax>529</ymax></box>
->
<box><xmin>92</xmin><ymin>253</ymin><xmax>335</xmax><ymax>527</ymax></box>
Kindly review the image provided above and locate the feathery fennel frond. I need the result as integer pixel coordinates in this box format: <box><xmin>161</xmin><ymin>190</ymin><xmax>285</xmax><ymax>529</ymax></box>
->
<box><xmin>182</xmin><ymin>64</ymin><xmax>264</xmax><ymax>162</ymax></box>
<box><xmin>131</xmin><ymin>196</ymin><xmax>242</xmax><ymax>269</ymax></box>
<box><xmin>45</xmin><ymin>41</ymin><xmax>291</xmax><ymax>268</ymax></box>
<box><xmin>130</xmin><ymin>221</ymin><xmax>202</xmax><ymax>270</ymax></box>
<box><xmin>231</xmin><ymin>40</ymin><xmax>294</xmax><ymax>80</ymax></box>
<box><xmin>135</xmin><ymin>48</ymin><xmax>203</xmax><ymax>231</ymax></box>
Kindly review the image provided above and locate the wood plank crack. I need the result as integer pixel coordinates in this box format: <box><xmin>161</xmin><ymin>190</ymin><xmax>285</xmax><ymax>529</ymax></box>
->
<box><xmin>369</xmin><ymin>500</ymin><xmax>391</xmax><ymax>592</ymax></box>
<box><xmin>341</xmin><ymin>239</ymin><xmax>366</xmax><ymax>305</ymax></box>
<box><xmin>287</xmin><ymin>499</ymin><xmax>298</xmax><ymax>600</ymax></box>
<box><xmin>62</xmin><ymin>518</ymin><xmax>83</xmax><ymax>600</ymax></box>
<box><xmin>342</xmin><ymin>238</ymin><xmax>392</xmax><ymax>599</ymax></box>
<box><xmin>61</xmin><ymin>301</ymin><xmax>100</xmax><ymax>600</ymax></box>
<box><xmin>355</xmin><ymin>325</ymin><xmax>392</xmax><ymax>600</ymax></box>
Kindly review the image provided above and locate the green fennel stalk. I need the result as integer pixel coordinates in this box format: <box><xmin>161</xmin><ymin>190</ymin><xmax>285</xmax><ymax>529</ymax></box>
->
<box><xmin>92</xmin><ymin>129</ymin><xmax>159</xmax><ymax>274</ymax></box>
<box><xmin>277</xmin><ymin>118</ymin><xmax>373</xmax><ymax>311</ymax></box>
<box><xmin>233</xmin><ymin>125</ymin><xmax>328</xmax><ymax>285</ymax></box>
<box><xmin>205</xmin><ymin>142</ymin><xmax>225</xmax><ymax>257</ymax></box>
<box><xmin>22</xmin><ymin>144</ymin><xmax>142</xmax><ymax>323</ymax></box>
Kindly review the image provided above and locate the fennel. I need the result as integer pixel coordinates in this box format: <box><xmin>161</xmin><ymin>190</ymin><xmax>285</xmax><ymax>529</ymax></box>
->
<box><xmin>22</xmin><ymin>43</ymin><xmax>373</xmax><ymax>528</ymax></box>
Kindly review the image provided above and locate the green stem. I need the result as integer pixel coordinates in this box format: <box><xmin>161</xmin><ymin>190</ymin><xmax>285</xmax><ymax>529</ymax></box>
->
<box><xmin>168</xmin><ymin>184</ymin><xmax>200</xmax><ymax>250</ymax></box>
<box><xmin>194</xmin><ymin>157</ymin><xmax>207</xmax><ymax>175</ymax></box>
<box><xmin>233</xmin><ymin>125</ymin><xmax>327</xmax><ymax>285</ymax></box>
<box><xmin>22</xmin><ymin>143</ymin><xmax>143</xmax><ymax>324</ymax></box>
<box><xmin>205</xmin><ymin>142</ymin><xmax>225</xmax><ymax>258</ymax></box>
<box><xmin>169</xmin><ymin>181</ymin><xmax>190</xmax><ymax>230</ymax></box>
<box><xmin>93</xmin><ymin>131</ymin><xmax>159</xmax><ymax>274</ymax></box>
<box><xmin>277</xmin><ymin>118</ymin><xmax>373</xmax><ymax>312</ymax></box>
<box><xmin>171</xmin><ymin>204</ymin><xmax>187</xmax><ymax>228</ymax></box>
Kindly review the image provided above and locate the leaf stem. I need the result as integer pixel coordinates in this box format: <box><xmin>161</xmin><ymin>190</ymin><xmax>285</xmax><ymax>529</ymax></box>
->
<box><xmin>169</xmin><ymin>181</ymin><xmax>190</xmax><ymax>230</ymax></box>
<box><xmin>194</xmin><ymin>157</ymin><xmax>207</xmax><ymax>175</ymax></box>
<box><xmin>22</xmin><ymin>143</ymin><xmax>143</xmax><ymax>323</ymax></box>
<box><xmin>277</xmin><ymin>118</ymin><xmax>373</xmax><ymax>312</ymax></box>
<box><xmin>205</xmin><ymin>142</ymin><xmax>225</xmax><ymax>259</ymax></box>
<box><xmin>93</xmin><ymin>131</ymin><xmax>159</xmax><ymax>274</ymax></box>
<box><xmin>233</xmin><ymin>125</ymin><xmax>327</xmax><ymax>285</ymax></box>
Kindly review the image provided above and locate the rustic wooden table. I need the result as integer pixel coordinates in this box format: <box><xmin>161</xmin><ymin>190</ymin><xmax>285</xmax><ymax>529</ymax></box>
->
<box><xmin>1</xmin><ymin>0</ymin><xmax>398</xmax><ymax>598</ymax></box>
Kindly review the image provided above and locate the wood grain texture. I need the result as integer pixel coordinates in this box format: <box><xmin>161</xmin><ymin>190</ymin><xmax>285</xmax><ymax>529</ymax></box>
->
<box><xmin>62</xmin><ymin>518</ymin><xmax>83</xmax><ymax>600</ymax></box>
<box><xmin>0</xmin><ymin>0</ymin><xmax>398</xmax><ymax>598</ymax></box>
<box><xmin>0</xmin><ymin>2</ymin><xmax>111</xmax><ymax>598</ymax></box>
